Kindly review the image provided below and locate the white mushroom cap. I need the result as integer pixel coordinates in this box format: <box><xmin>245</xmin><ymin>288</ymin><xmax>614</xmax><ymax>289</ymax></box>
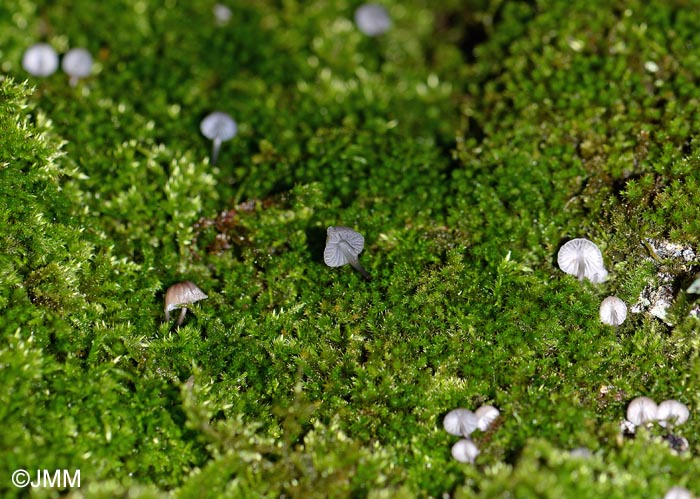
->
<box><xmin>200</xmin><ymin>111</ymin><xmax>238</xmax><ymax>142</ymax></box>
<box><xmin>599</xmin><ymin>296</ymin><xmax>627</xmax><ymax>326</ymax></box>
<box><xmin>164</xmin><ymin>281</ymin><xmax>208</xmax><ymax>324</ymax></box>
<box><xmin>324</xmin><ymin>226</ymin><xmax>365</xmax><ymax>267</ymax></box>
<box><xmin>664</xmin><ymin>487</ymin><xmax>694</xmax><ymax>499</ymax></box>
<box><xmin>354</xmin><ymin>3</ymin><xmax>391</xmax><ymax>37</ymax></box>
<box><xmin>557</xmin><ymin>238</ymin><xmax>608</xmax><ymax>283</ymax></box>
<box><xmin>443</xmin><ymin>408</ymin><xmax>479</xmax><ymax>437</ymax></box>
<box><xmin>475</xmin><ymin>405</ymin><xmax>500</xmax><ymax>432</ymax></box>
<box><xmin>451</xmin><ymin>438</ymin><xmax>479</xmax><ymax>464</ymax></box>
<box><xmin>213</xmin><ymin>4</ymin><xmax>232</xmax><ymax>25</ymax></box>
<box><xmin>61</xmin><ymin>48</ymin><xmax>93</xmax><ymax>79</ymax></box>
<box><xmin>22</xmin><ymin>43</ymin><xmax>59</xmax><ymax>77</ymax></box>
<box><xmin>657</xmin><ymin>399</ymin><xmax>690</xmax><ymax>427</ymax></box>
<box><xmin>626</xmin><ymin>396</ymin><xmax>658</xmax><ymax>426</ymax></box>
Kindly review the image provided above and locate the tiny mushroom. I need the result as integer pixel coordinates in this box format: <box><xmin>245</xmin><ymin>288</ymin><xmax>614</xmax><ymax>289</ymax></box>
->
<box><xmin>599</xmin><ymin>296</ymin><xmax>627</xmax><ymax>326</ymax></box>
<box><xmin>200</xmin><ymin>111</ymin><xmax>237</xmax><ymax>165</ymax></box>
<box><xmin>22</xmin><ymin>43</ymin><xmax>59</xmax><ymax>77</ymax></box>
<box><xmin>451</xmin><ymin>438</ymin><xmax>479</xmax><ymax>464</ymax></box>
<box><xmin>626</xmin><ymin>396</ymin><xmax>658</xmax><ymax>427</ymax></box>
<box><xmin>213</xmin><ymin>4</ymin><xmax>232</xmax><ymax>25</ymax></box>
<box><xmin>164</xmin><ymin>281</ymin><xmax>208</xmax><ymax>327</ymax></box>
<box><xmin>557</xmin><ymin>238</ymin><xmax>608</xmax><ymax>283</ymax></box>
<box><xmin>354</xmin><ymin>3</ymin><xmax>391</xmax><ymax>37</ymax></box>
<box><xmin>475</xmin><ymin>405</ymin><xmax>500</xmax><ymax>432</ymax></box>
<box><xmin>657</xmin><ymin>399</ymin><xmax>690</xmax><ymax>427</ymax></box>
<box><xmin>664</xmin><ymin>487</ymin><xmax>694</xmax><ymax>499</ymax></box>
<box><xmin>443</xmin><ymin>409</ymin><xmax>478</xmax><ymax>437</ymax></box>
<box><xmin>61</xmin><ymin>48</ymin><xmax>93</xmax><ymax>86</ymax></box>
<box><xmin>324</xmin><ymin>226</ymin><xmax>371</xmax><ymax>280</ymax></box>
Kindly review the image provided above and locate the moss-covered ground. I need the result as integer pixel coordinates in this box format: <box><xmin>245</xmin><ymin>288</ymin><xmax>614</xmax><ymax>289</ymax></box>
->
<box><xmin>2</xmin><ymin>0</ymin><xmax>700</xmax><ymax>497</ymax></box>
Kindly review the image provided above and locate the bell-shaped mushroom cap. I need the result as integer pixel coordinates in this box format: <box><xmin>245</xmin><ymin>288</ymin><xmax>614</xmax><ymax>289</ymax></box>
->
<box><xmin>213</xmin><ymin>3</ymin><xmax>232</xmax><ymax>25</ymax></box>
<box><xmin>657</xmin><ymin>399</ymin><xmax>690</xmax><ymax>427</ymax></box>
<box><xmin>200</xmin><ymin>112</ymin><xmax>238</xmax><ymax>142</ymax></box>
<box><xmin>599</xmin><ymin>296</ymin><xmax>627</xmax><ymax>326</ymax></box>
<box><xmin>664</xmin><ymin>487</ymin><xmax>693</xmax><ymax>499</ymax></box>
<box><xmin>164</xmin><ymin>281</ymin><xmax>208</xmax><ymax>316</ymax></box>
<box><xmin>324</xmin><ymin>226</ymin><xmax>365</xmax><ymax>267</ymax></box>
<box><xmin>443</xmin><ymin>408</ymin><xmax>479</xmax><ymax>437</ymax></box>
<box><xmin>61</xmin><ymin>48</ymin><xmax>93</xmax><ymax>78</ymax></box>
<box><xmin>451</xmin><ymin>438</ymin><xmax>479</xmax><ymax>464</ymax></box>
<box><xmin>354</xmin><ymin>3</ymin><xmax>391</xmax><ymax>37</ymax></box>
<box><xmin>626</xmin><ymin>396</ymin><xmax>658</xmax><ymax>426</ymax></box>
<box><xmin>557</xmin><ymin>238</ymin><xmax>607</xmax><ymax>283</ymax></box>
<box><xmin>22</xmin><ymin>43</ymin><xmax>59</xmax><ymax>77</ymax></box>
<box><xmin>475</xmin><ymin>405</ymin><xmax>500</xmax><ymax>432</ymax></box>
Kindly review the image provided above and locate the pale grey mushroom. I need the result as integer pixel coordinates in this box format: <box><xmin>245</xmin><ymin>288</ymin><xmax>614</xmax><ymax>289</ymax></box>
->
<box><xmin>22</xmin><ymin>43</ymin><xmax>59</xmax><ymax>77</ymax></box>
<box><xmin>354</xmin><ymin>3</ymin><xmax>391</xmax><ymax>37</ymax></box>
<box><xmin>451</xmin><ymin>438</ymin><xmax>479</xmax><ymax>464</ymax></box>
<box><xmin>200</xmin><ymin>111</ymin><xmax>237</xmax><ymax>165</ymax></box>
<box><xmin>324</xmin><ymin>226</ymin><xmax>370</xmax><ymax>280</ymax></box>
<box><xmin>657</xmin><ymin>399</ymin><xmax>690</xmax><ymax>428</ymax></box>
<box><xmin>599</xmin><ymin>296</ymin><xmax>627</xmax><ymax>326</ymax></box>
<box><xmin>664</xmin><ymin>487</ymin><xmax>693</xmax><ymax>499</ymax></box>
<box><xmin>475</xmin><ymin>405</ymin><xmax>500</xmax><ymax>432</ymax></box>
<box><xmin>443</xmin><ymin>409</ymin><xmax>478</xmax><ymax>437</ymax></box>
<box><xmin>61</xmin><ymin>48</ymin><xmax>93</xmax><ymax>86</ymax></box>
<box><xmin>626</xmin><ymin>396</ymin><xmax>658</xmax><ymax>427</ymax></box>
<box><xmin>557</xmin><ymin>238</ymin><xmax>608</xmax><ymax>283</ymax></box>
<box><xmin>213</xmin><ymin>4</ymin><xmax>232</xmax><ymax>25</ymax></box>
<box><xmin>164</xmin><ymin>281</ymin><xmax>208</xmax><ymax>327</ymax></box>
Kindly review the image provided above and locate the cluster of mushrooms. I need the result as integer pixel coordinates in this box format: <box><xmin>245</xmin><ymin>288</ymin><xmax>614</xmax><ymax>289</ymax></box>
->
<box><xmin>22</xmin><ymin>43</ymin><xmax>93</xmax><ymax>86</ymax></box>
<box><xmin>442</xmin><ymin>405</ymin><xmax>500</xmax><ymax>463</ymax></box>
<box><xmin>623</xmin><ymin>396</ymin><xmax>690</xmax><ymax>446</ymax></box>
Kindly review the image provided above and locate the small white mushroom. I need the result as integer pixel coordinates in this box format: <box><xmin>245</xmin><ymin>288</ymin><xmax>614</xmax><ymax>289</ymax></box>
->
<box><xmin>626</xmin><ymin>396</ymin><xmax>658</xmax><ymax>426</ymax></box>
<box><xmin>599</xmin><ymin>296</ymin><xmax>627</xmax><ymax>326</ymax></box>
<box><xmin>22</xmin><ymin>43</ymin><xmax>59</xmax><ymax>77</ymax></box>
<box><xmin>657</xmin><ymin>399</ymin><xmax>690</xmax><ymax>427</ymax></box>
<box><xmin>200</xmin><ymin>111</ymin><xmax>237</xmax><ymax>165</ymax></box>
<box><xmin>443</xmin><ymin>409</ymin><xmax>478</xmax><ymax>437</ymax></box>
<box><xmin>475</xmin><ymin>405</ymin><xmax>500</xmax><ymax>432</ymax></box>
<box><xmin>664</xmin><ymin>487</ymin><xmax>694</xmax><ymax>499</ymax></box>
<box><xmin>324</xmin><ymin>226</ymin><xmax>370</xmax><ymax>280</ymax></box>
<box><xmin>451</xmin><ymin>438</ymin><xmax>479</xmax><ymax>464</ymax></box>
<box><xmin>165</xmin><ymin>281</ymin><xmax>208</xmax><ymax>327</ymax></box>
<box><xmin>61</xmin><ymin>48</ymin><xmax>93</xmax><ymax>86</ymax></box>
<box><xmin>213</xmin><ymin>4</ymin><xmax>232</xmax><ymax>25</ymax></box>
<box><xmin>354</xmin><ymin>3</ymin><xmax>391</xmax><ymax>37</ymax></box>
<box><xmin>557</xmin><ymin>238</ymin><xmax>608</xmax><ymax>283</ymax></box>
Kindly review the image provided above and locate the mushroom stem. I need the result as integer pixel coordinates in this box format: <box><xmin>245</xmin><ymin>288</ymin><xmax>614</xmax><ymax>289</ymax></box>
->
<box><xmin>211</xmin><ymin>137</ymin><xmax>222</xmax><ymax>165</ymax></box>
<box><xmin>576</xmin><ymin>255</ymin><xmax>586</xmax><ymax>281</ymax></box>
<box><xmin>176</xmin><ymin>307</ymin><xmax>188</xmax><ymax>327</ymax></box>
<box><xmin>339</xmin><ymin>242</ymin><xmax>371</xmax><ymax>281</ymax></box>
<box><xmin>69</xmin><ymin>75</ymin><xmax>79</xmax><ymax>87</ymax></box>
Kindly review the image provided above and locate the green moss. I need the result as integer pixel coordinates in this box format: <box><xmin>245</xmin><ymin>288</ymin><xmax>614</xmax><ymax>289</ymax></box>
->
<box><xmin>2</xmin><ymin>0</ymin><xmax>700</xmax><ymax>497</ymax></box>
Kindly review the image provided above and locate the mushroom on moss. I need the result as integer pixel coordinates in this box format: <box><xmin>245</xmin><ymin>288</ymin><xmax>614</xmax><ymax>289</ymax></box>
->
<box><xmin>164</xmin><ymin>281</ymin><xmax>208</xmax><ymax>327</ymax></box>
<box><xmin>200</xmin><ymin>111</ymin><xmax>237</xmax><ymax>165</ymax></box>
<box><xmin>557</xmin><ymin>238</ymin><xmax>608</xmax><ymax>283</ymax></box>
<box><xmin>599</xmin><ymin>296</ymin><xmax>627</xmax><ymax>326</ymax></box>
<box><xmin>324</xmin><ymin>226</ymin><xmax>371</xmax><ymax>280</ymax></box>
<box><xmin>22</xmin><ymin>43</ymin><xmax>59</xmax><ymax>77</ymax></box>
<box><xmin>657</xmin><ymin>399</ymin><xmax>690</xmax><ymax>428</ymax></box>
<box><xmin>443</xmin><ymin>409</ymin><xmax>478</xmax><ymax>437</ymax></box>
<box><xmin>451</xmin><ymin>438</ymin><xmax>479</xmax><ymax>464</ymax></box>
<box><xmin>475</xmin><ymin>405</ymin><xmax>500</xmax><ymax>431</ymax></box>
<box><xmin>354</xmin><ymin>3</ymin><xmax>391</xmax><ymax>37</ymax></box>
<box><xmin>626</xmin><ymin>396</ymin><xmax>658</xmax><ymax>427</ymax></box>
<box><xmin>61</xmin><ymin>48</ymin><xmax>93</xmax><ymax>86</ymax></box>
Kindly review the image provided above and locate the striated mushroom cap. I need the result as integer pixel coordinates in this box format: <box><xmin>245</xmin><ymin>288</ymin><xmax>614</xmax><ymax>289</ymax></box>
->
<box><xmin>62</xmin><ymin>48</ymin><xmax>93</xmax><ymax>79</ymax></box>
<box><xmin>451</xmin><ymin>438</ymin><xmax>479</xmax><ymax>464</ymax></box>
<box><xmin>557</xmin><ymin>238</ymin><xmax>608</xmax><ymax>283</ymax></box>
<box><xmin>626</xmin><ymin>396</ymin><xmax>658</xmax><ymax>426</ymax></box>
<box><xmin>443</xmin><ymin>408</ymin><xmax>479</xmax><ymax>437</ymax></box>
<box><xmin>164</xmin><ymin>281</ymin><xmax>208</xmax><ymax>319</ymax></box>
<box><xmin>354</xmin><ymin>3</ymin><xmax>391</xmax><ymax>37</ymax></box>
<box><xmin>475</xmin><ymin>405</ymin><xmax>500</xmax><ymax>432</ymax></box>
<box><xmin>200</xmin><ymin>112</ymin><xmax>238</xmax><ymax>142</ymax></box>
<box><xmin>657</xmin><ymin>399</ymin><xmax>690</xmax><ymax>427</ymax></box>
<box><xmin>22</xmin><ymin>43</ymin><xmax>59</xmax><ymax>77</ymax></box>
<box><xmin>324</xmin><ymin>226</ymin><xmax>365</xmax><ymax>267</ymax></box>
<box><xmin>599</xmin><ymin>296</ymin><xmax>627</xmax><ymax>326</ymax></box>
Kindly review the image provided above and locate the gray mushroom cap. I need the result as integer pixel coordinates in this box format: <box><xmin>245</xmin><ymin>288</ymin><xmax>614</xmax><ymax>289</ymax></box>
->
<box><xmin>62</xmin><ymin>48</ymin><xmax>93</xmax><ymax>80</ymax></box>
<box><xmin>599</xmin><ymin>296</ymin><xmax>627</xmax><ymax>326</ymax></box>
<box><xmin>443</xmin><ymin>408</ymin><xmax>479</xmax><ymax>437</ymax></box>
<box><xmin>664</xmin><ymin>487</ymin><xmax>693</xmax><ymax>499</ymax></box>
<box><xmin>475</xmin><ymin>405</ymin><xmax>500</xmax><ymax>432</ymax></box>
<box><xmin>22</xmin><ymin>43</ymin><xmax>59</xmax><ymax>77</ymax></box>
<box><xmin>626</xmin><ymin>396</ymin><xmax>658</xmax><ymax>426</ymax></box>
<box><xmin>557</xmin><ymin>238</ymin><xmax>608</xmax><ymax>283</ymax></box>
<box><xmin>200</xmin><ymin>112</ymin><xmax>238</xmax><ymax>142</ymax></box>
<box><xmin>165</xmin><ymin>281</ymin><xmax>208</xmax><ymax>326</ymax></box>
<box><xmin>657</xmin><ymin>399</ymin><xmax>690</xmax><ymax>427</ymax></box>
<box><xmin>451</xmin><ymin>438</ymin><xmax>479</xmax><ymax>464</ymax></box>
<box><xmin>324</xmin><ymin>226</ymin><xmax>371</xmax><ymax>280</ymax></box>
<box><xmin>354</xmin><ymin>3</ymin><xmax>391</xmax><ymax>37</ymax></box>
